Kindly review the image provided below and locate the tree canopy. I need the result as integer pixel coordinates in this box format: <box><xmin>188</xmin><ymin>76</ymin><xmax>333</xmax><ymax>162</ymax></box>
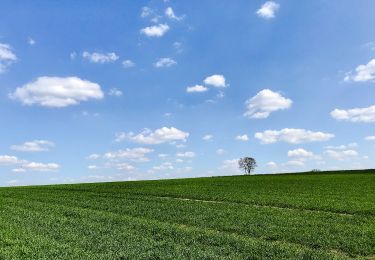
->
<box><xmin>238</xmin><ymin>157</ymin><xmax>257</xmax><ymax>175</ymax></box>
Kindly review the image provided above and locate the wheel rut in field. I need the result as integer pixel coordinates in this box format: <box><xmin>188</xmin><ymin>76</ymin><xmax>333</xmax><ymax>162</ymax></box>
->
<box><xmin>154</xmin><ymin>195</ymin><xmax>354</xmax><ymax>217</ymax></box>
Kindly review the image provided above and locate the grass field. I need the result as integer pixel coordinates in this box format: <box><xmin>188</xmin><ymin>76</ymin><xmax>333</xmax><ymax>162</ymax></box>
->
<box><xmin>0</xmin><ymin>169</ymin><xmax>374</xmax><ymax>259</ymax></box>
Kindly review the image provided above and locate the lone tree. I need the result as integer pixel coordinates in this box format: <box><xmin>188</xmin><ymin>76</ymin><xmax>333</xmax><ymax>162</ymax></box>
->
<box><xmin>238</xmin><ymin>157</ymin><xmax>257</xmax><ymax>175</ymax></box>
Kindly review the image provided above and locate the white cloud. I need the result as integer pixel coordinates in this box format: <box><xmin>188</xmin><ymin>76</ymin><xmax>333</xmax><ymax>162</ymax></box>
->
<box><xmin>104</xmin><ymin>148</ymin><xmax>153</xmax><ymax>162</ymax></box>
<box><xmin>331</xmin><ymin>105</ymin><xmax>375</xmax><ymax>123</ymax></box>
<box><xmin>344</xmin><ymin>59</ymin><xmax>375</xmax><ymax>82</ymax></box>
<box><xmin>10</xmin><ymin>140</ymin><xmax>55</xmax><ymax>152</ymax></box>
<box><xmin>12</xmin><ymin>169</ymin><xmax>26</xmax><ymax>173</ymax></box>
<box><xmin>165</xmin><ymin>7</ymin><xmax>183</xmax><ymax>21</ymax></box>
<box><xmin>287</xmin><ymin>148</ymin><xmax>321</xmax><ymax>162</ymax></box>
<box><xmin>176</xmin><ymin>151</ymin><xmax>195</xmax><ymax>158</ymax></box>
<box><xmin>152</xmin><ymin>162</ymin><xmax>174</xmax><ymax>171</ymax></box>
<box><xmin>82</xmin><ymin>51</ymin><xmax>119</xmax><ymax>63</ymax></box>
<box><xmin>108</xmin><ymin>88</ymin><xmax>123</xmax><ymax>97</ymax></box>
<box><xmin>284</xmin><ymin>160</ymin><xmax>304</xmax><ymax>167</ymax></box>
<box><xmin>140</xmin><ymin>24</ymin><xmax>169</xmax><ymax>37</ymax></box>
<box><xmin>216</xmin><ymin>149</ymin><xmax>225</xmax><ymax>155</ymax></box>
<box><xmin>256</xmin><ymin>1</ymin><xmax>280</xmax><ymax>19</ymax></box>
<box><xmin>186</xmin><ymin>85</ymin><xmax>208</xmax><ymax>93</ymax></box>
<box><xmin>173</xmin><ymin>42</ymin><xmax>183</xmax><ymax>53</ymax></box>
<box><xmin>87</xmin><ymin>154</ymin><xmax>100</xmax><ymax>160</ymax></box>
<box><xmin>88</xmin><ymin>165</ymin><xmax>98</xmax><ymax>170</ymax></box>
<box><xmin>154</xmin><ymin>58</ymin><xmax>177</xmax><ymax>68</ymax></box>
<box><xmin>244</xmin><ymin>89</ymin><xmax>292</xmax><ymax>119</ymax></box>
<box><xmin>10</xmin><ymin>76</ymin><xmax>104</xmax><ymax>108</ymax></box>
<box><xmin>255</xmin><ymin>128</ymin><xmax>334</xmax><ymax>144</ymax></box>
<box><xmin>325</xmin><ymin>143</ymin><xmax>358</xmax><ymax>150</ymax></box>
<box><xmin>236</xmin><ymin>134</ymin><xmax>249</xmax><ymax>141</ymax></box>
<box><xmin>122</xmin><ymin>59</ymin><xmax>135</xmax><ymax>68</ymax></box>
<box><xmin>0</xmin><ymin>43</ymin><xmax>17</xmax><ymax>73</ymax></box>
<box><xmin>158</xmin><ymin>153</ymin><xmax>169</xmax><ymax>159</ymax></box>
<box><xmin>115</xmin><ymin>163</ymin><xmax>136</xmax><ymax>171</ymax></box>
<box><xmin>203</xmin><ymin>74</ymin><xmax>226</xmax><ymax>88</ymax></box>
<box><xmin>141</xmin><ymin>6</ymin><xmax>152</xmax><ymax>18</ymax></box>
<box><xmin>266</xmin><ymin>161</ymin><xmax>278</xmax><ymax>169</ymax></box>
<box><xmin>0</xmin><ymin>155</ymin><xmax>22</xmax><ymax>165</ymax></box>
<box><xmin>365</xmin><ymin>136</ymin><xmax>375</xmax><ymax>141</ymax></box>
<box><xmin>70</xmin><ymin>52</ymin><xmax>77</xmax><ymax>60</ymax></box>
<box><xmin>115</xmin><ymin>127</ymin><xmax>189</xmax><ymax>145</ymax></box>
<box><xmin>28</xmin><ymin>37</ymin><xmax>36</xmax><ymax>45</ymax></box>
<box><xmin>0</xmin><ymin>155</ymin><xmax>58</xmax><ymax>172</ymax></box>
<box><xmin>202</xmin><ymin>134</ymin><xmax>213</xmax><ymax>141</ymax></box>
<box><xmin>164</xmin><ymin>112</ymin><xmax>173</xmax><ymax>118</ymax></box>
<box><xmin>287</xmin><ymin>148</ymin><xmax>314</xmax><ymax>158</ymax></box>
<box><xmin>220</xmin><ymin>158</ymin><xmax>240</xmax><ymax>173</ymax></box>
<box><xmin>324</xmin><ymin>149</ymin><xmax>358</xmax><ymax>161</ymax></box>
<box><xmin>22</xmin><ymin>162</ymin><xmax>60</xmax><ymax>172</ymax></box>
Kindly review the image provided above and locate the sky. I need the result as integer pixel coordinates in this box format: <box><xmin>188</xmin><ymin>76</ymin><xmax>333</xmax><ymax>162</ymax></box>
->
<box><xmin>0</xmin><ymin>0</ymin><xmax>375</xmax><ymax>186</ymax></box>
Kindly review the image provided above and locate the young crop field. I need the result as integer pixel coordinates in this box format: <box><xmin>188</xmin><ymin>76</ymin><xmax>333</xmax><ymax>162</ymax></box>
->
<box><xmin>0</xmin><ymin>169</ymin><xmax>374</xmax><ymax>259</ymax></box>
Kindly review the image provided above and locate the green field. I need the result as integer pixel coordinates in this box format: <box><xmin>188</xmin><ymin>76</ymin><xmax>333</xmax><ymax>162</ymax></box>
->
<box><xmin>1</xmin><ymin>170</ymin><xmax>374</xmax><ymax>259</ymax></box>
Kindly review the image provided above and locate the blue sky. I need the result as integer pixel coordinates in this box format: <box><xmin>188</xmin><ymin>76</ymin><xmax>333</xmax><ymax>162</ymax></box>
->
<box><xmin>0</xmin><ymin>0</ymin><xmax>375</xmax><ymax>186</ymax></box>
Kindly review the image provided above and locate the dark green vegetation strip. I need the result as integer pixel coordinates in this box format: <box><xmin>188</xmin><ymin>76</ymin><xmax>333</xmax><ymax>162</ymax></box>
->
<box><xmin>0</xmin><ymin>169</ymin><xmax>374</xmax><ymax>259</ymax></box>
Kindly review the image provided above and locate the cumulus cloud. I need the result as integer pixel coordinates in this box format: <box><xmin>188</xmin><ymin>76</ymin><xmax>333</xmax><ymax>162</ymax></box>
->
<box><xmin>220</xmin><ymin>159</ymin><xmax>240</xmax><ymax>173</ymax></box>
<box><xmin>287</xmin><ymin>148</ymin><xmax>321</xmax><ymax>162</ymax></box>
<box><xmin>203</xmin><ymin>74</ymin><xmax>226</xmax><ymax>88</ymax></box>
<box><xmin>0</xmin><ymin>43</ymin><xmax>17</xmax><ymax>73</ymax></box>
<box><xmin>88</xmin><ymin>165</ymin><xmax>98</xmax><ymax>170</ymax></box>
<box><xmin>70</xmin><ymin>52</ymin><xmax>77</xmax><ymax>60</ymax></box>
<box><xmin>365</xmin><ymin>136</ymin><xmax>375</xmax><ymax>141</ymax></box>
<box><xmin>255</xmin><ymin>128</ymin><xmax>334</xmax><ymax>144</ymax></box>
<box><xmin>186</xmin><ymin>85</ymin><xmax>208</xmax><ymax>93</ymax></box>
<box><xmin>27</xmin><ymin>37</ymin><xmax>36</xmax><ymax>46</ymax></box>
<box><xmin>236</xmin><ymin>134</ymin><xmax>249</xmax><ymax>141</ymax></box>
<box><xmin>10</xmin><ymin>76</ymin><xmax>104</xmax><ymax>108</ymax></box>
<box><xmin>12</xmin><ymin>169</ymin><xmax>26</xmax><ymax>173</ymax></box>
<box><xmin>344</xmin><ymin>59</ymin><xmax>375</xmax><ymax>82</ymax></box>
<box><xmin>0</xmin><ymin>155</ymin><xmax>58</xmax><ymax>172</ymax></box>
<box><xmin>122</xmin><ymin>59</ymin><xmax>135</xmax><ymax>68</ymax></box>
<box><xmin>324</xmin><ymin>149</ymin><xmax>358</xmax><ymax>161</ymax></box>
<box><xmin>104</xmin><ymin>148</ymin><xmax>153</xmax><ymax>162</ymax></box>
<box><xmin>266</xmin><ymin>161</ymin><xmax>278</xmax><ymax>169</ymax></box>
<box><xmin>165</xmin><ymin>7</ymin><xmax>183</xmax><ymax>21</ymax></box>
<box><xmin>140</xmin><ymin>24</ymin><xmax>169</xmax><ymax>37</ymax></box>
<box><xmin>173</xmin><ymin>41</ymin><xmax>183</xmax><ymax>53</ymax></box>
<box><xmin>154</xmin><ymin>58</ymin><xmax>177</xmax><ymax>68</ymax></box>
<box><xmin>152</xmin><ymin>162</ymin><xmax>174</xmax><ymax>171</ymax></box>
<box><xmin>244</xmin><ymin>89</ymin><xmax>292</xmax><ymax>119</ymax></box>
<box><xmin>115</xmin><ymin>127</ymin><xmax>189</xmax><ymax>145</ymax></box>
<box><xmin>87</xmin><ymin>154</ymin><xmax>100</xmax><ymax>160</ymax></box>
<box><xmin>141</xmin><ymin>6</ymin><xmax>152</xmax><ymax>18</ymax></box>
<box><xmin>284</xmin><ymin>160</ymin><xmax>304</xmax><ymax>167</ymax></box>
<box><xmin>108</xmin><ymin>88</ymin><xmax>123</xmax><ymax>97</ymax></box>
<box><xmin>22</xmin><ymin>162</ymin><xmax>60</xmax><ymax>172</ymax></box>
<box><xmin>158</xmin><ymin>153</ymin><xmax>169</xmax><ymax>159</ymax></box>
<box><xmin>331</xmin><ymin>105</ymin><xmax>375</xmax><ymax>123</ymax></box>
<box><xmin>176</xmin><ymin>151</ymin><xmax>195</xmax><ymax>158</ymax></box>
<box><xmin>288</xmin><ymin>148</ymin><xmax>314</xmax><ymax>158</ymax></box>
<box><xmin>325</xmin><ymin>143</ymin><xmax>358</xmax><ymax>150</ymax></box>
<box><xmin>0</xmin><ymin>155</ymin><xmax>23</xmax><ymax>165</ymax></box>
<box><xmin>256</xmin><ymin>1</ymin><xmax>280</xmax><ymax>19</ymax></box>
<box><xmin>216</xmin><ymin>149</ymin><xmax>225</xmax><ymax>155</ymax></box>
<box><xmin>82</xmin><ymin>51</ymin><xmax>119</xmax><ymax>63</ymax></box>
<box><xmin>202</xmin><ymin>134</ymin><xmax>213</xmax><ymax>141</ymax></box>
<box><xmin>10</xmin><ymin>140</ymin><xmax>55</xmax><ymax>152</ymax></box>
<box><xmin>114</xmin><ymin>163</ymin><xmax>136</xmax><ymax>171</ymax></box>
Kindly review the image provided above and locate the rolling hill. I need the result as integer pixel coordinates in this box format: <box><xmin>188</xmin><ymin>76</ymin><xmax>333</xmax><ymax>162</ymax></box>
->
<box><xmin>0</xmin><ymin>169</ymin><xmax>374</xmax><ymax>259</ymax></box>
